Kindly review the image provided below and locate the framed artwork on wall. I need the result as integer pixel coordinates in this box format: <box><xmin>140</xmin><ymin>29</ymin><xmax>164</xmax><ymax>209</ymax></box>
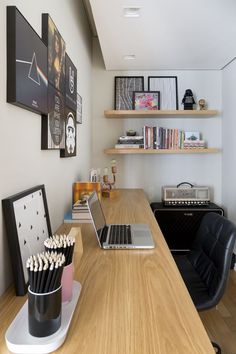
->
<box><xmin>41</xmin><ymin>84</ymin><xmax>65</xmax><ymax>150</ymax></box>
<box><xmin>7</xmin><ymin>6</ymin><xmax>48</xmax><ymax>114</ymax></box>
<box><xmin>65</xmin><ymin>54</ymin><xmax>77</xmax><ymax>110</ymax></box>
<box><xmin>60</xmin><ymin>107</ymin><xmax>77</xmax><ymax>157</ymax></box>
<box><xmin>148</xmin><ymin>76</ymin><xmax>179</xmax><ymax>110</ymax></box>
<box><xmin>133</xmin><ymin>91</ymin><xmax>160</xmax><ymax>110</ymax></box>
<box><xmin>114</xmin><ymin>76</ymin><xmax>144</xmax><ymax>110</ymax></box>
<box><xmin>42</xmin><ymin>13</ymin><xmax>66</xmax><ymax>94</ymax></box>
<box><xmin>77</xmin><ymin>93</ymin><xmax>82</xmax><ymax>124</ymax></box>
<box><xmin>2</xmin><ymin>185</ymin><xmax>52</xmax><ymax>296</ymax></box>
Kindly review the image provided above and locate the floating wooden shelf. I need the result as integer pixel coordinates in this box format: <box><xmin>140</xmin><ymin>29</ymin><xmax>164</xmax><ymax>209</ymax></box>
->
<box><xmin>104</xmin><ymin>109</ymin><xmax>219</xmax><ymax>118</ymax></box>
<box><xmin>104</xmin><ymin>148</ymin><xmax>220</xmax><ymax>155</ymax></box>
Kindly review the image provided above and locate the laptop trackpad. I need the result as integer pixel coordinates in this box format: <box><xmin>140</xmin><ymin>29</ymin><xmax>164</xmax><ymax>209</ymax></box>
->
<box><xmin>131</xmin><ymin>224</ymin><xmax>154</xmax><ymax>247</ymax></box>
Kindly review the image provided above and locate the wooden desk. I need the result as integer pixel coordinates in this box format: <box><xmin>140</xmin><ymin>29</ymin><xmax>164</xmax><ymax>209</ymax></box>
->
<box><xmin>0</xmin><ymin>189</ymin><xmax>214</xmax><ymax>353</ymax></box>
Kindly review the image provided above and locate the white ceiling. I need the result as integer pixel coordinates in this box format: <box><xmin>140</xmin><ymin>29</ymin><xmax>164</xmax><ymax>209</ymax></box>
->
<box><xmin>88</xmin><ymin>0</ymin><xmax>236</xmax><ymax>70</ymax></box>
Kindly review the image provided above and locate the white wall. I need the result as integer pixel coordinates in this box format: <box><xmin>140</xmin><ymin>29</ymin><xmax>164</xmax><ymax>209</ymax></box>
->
<box><xmin>0</xmin><ymin>0</ymin><xmax>92</xmax><ymax>295</ymax></box>
<box><xmin>222</xmin><ymin>59</ymin><xmax>236</xmax><ymax>224</ymax></box>
<box><xmin>92</xmin><ymin>39</ymin><xmax>222</xmax><ymax>204</ymax></box>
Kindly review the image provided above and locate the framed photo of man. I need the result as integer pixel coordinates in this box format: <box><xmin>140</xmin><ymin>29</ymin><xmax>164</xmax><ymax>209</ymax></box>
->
<box><xmin>42</xmin><ymin>13</ymin><xmax>66</xmax><ymax>94</ymax></box>
<box><xmin>60</xmin><ymin>107</ymin><xmax>77</xmax><ymax>157</ymax></box>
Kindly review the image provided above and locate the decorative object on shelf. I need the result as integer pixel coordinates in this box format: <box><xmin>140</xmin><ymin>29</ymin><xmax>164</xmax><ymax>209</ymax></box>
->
<box><xmin>185</xmin><ymin>131</ymin><xmax>200</xmax><ymax>141</ymax></box>
<box><xmin>2</xmin><ymin>185</ymin><xmax>52</xmax><ymax>296</ymax></box>
<box><xmin>41</xmin><ymin>84</ymin><xmax>65</xmax><ymax>150</ymax></box>
<box><xmin>7</xmin><ymin>6</ymin><xmax>48</xmax><ymax>114</ymax></box>
<box><xmin>133</xmin><ymin>91</ymin><xmax>160</xmax><ymax>110</ymax></box>
<box><xmin>198</xmin><ymin>98</ymin><xmax>207</xmax><ymax>110</ymax></box>
<box><xmin>148</xmin><ymin>76</ymin><xmax>178</xmax><ymax>109</ymax></box>
<box><xmin>89</xmin><ymin>168</ymin><xmax>101</xmax><ymax>182</ymax></box>
<box><xmin>77</xmin><ymin>93</ymin><xmax>82</xmax><ymax>124</ymax></box>
<box><xmin>102</xmin><ymin>160</ymin><xmax>118</xmax><ymax>197</ymax></box>
<box><xmin>60</xmin><ymin>108</ymin><xmax>77</xmax><ymax>157</ymax></box>
<box><xmin>65</xmin><ymin>53</ymin><xmax>77</xmax><ymax>110</ymax></box>
<box><xmin>182</xmin><ymin>89</ymin><xmax>196</xmax><ymax>110</ymax></box>
<box><xmin>42</xmin><ymin>13</ymin><xmax>66</xmax><ymax>94</ymax></box>
<box><xmin>126</xmin><ymin>129</ymin><xmax>136</xmax><ymax>136</ymax></box>
<box><xmin>114</xmin><ymin>76</ymin><xmax>144</xmax><ymax>110</ymax></box>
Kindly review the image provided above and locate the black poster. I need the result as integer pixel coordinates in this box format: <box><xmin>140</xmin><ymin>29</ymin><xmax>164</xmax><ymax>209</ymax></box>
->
<box><xmin>42</xmin><ymin>14</ymin><xmax>66</xmax><ymax>94</ymax></box>
<box><xmin>65</xmin><ymin>54</ymin><xmax>77</xmax><ymax>110</ymax></box>
<box><xmin>60</xmin><ymin>107</ymin><xmax>76</xmax><ymax>158</ymax></box>
<box><xmin>7</xmin><ymin>6</ymin><xmax>48</xmax><ymax>114</ymax></box>
<box><xmin>41</xmin><ymin>84</ymin><xmax>65</xmax><ymax>150</ymax></box>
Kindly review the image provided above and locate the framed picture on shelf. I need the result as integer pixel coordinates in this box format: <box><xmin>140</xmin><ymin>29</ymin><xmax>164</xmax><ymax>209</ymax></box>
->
<box><xmin>133</xmin><ymin>91</ymin><xmax>160</xmax><ymax>110</ymax></box>
<box><xmin>41</xmin><ymin>84</ymin><xmax>65</xmax><ymax>150</ymax></box>
<box><xmin>7</xmin><ymin>6</ymin><xmax>48</xmax><ymax>114</ymax></box>
<box><xmin>185</xmin><ymin>131</ymin><xmax>200</xmax><ymax>141</ymax></box>
<box><xmin>148</xmin><ymin>76</ymin><xmax>178</xmax><ymax>110</ymax></box>
<box><xmin>42</xmin><ymin>13</ymin><xmax>66</xmax><ymax>93</ymax></box>
<box><xmin>60</xmin><ymin>107</ymin><xmax>77</xmax><ymax>157</ymax></box>
<box><xmin>114</xmin><ymin>76</ymin><xmax>144</xmax><ymax>110</ymax></box>
<box><xmin>65</xmin><ymin>53</ymin><xmax>77</xmax><ymax>110</ymax></box>
<box><xmin>2</xmin><ymin>185</ymin><xmax>52</xmax><ymax>296</ymax></box>
<box><xmin>77</xmin><ymin>93</ymin><xmax>82</xmax><ymax>124</ymax></box>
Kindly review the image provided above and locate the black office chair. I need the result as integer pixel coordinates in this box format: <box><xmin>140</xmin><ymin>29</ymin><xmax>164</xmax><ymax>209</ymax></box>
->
<box><xmin>173</xmin><ymin>212</ymin><xmax>236</xmax><ymax>354</ymax></box>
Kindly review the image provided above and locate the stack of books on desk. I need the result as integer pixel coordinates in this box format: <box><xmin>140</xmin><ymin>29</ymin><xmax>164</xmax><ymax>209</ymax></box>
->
<box><xmin>72</xmin><ymin>200</ymin><xmax>92</xmax><ymax>222</ymax></box>
<box><xmin>64</xmin><ymin>200</ymin><xmax>92</xmax><ymax>223</ymax></box>
<box><xmin>115</xmin><ymin>135</ymin><xmax>144</xmax><ymax>149</ymax></box>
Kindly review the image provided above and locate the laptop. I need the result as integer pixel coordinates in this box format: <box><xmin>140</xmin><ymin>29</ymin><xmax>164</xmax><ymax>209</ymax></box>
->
<box><xmin>87</xmin><ymin>191</ymin><xmax>155</xmax><ymax>249</ymax></box>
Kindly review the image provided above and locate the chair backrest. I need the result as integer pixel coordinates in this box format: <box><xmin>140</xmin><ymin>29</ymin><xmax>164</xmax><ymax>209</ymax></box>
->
<box><xmin>187</xmin><ymin>212</ymin><xmax>236</xmax><ymax>308</ymax></box>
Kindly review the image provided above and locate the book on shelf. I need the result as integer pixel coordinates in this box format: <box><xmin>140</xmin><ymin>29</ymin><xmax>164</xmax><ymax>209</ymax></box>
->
<box><xmin>183</xmin><ymin>140</ymin><xmax>206</xmax><ymax>148</ymax></box>
<box><xmin>115</xmin><ymin>144</ymin><xmax>144</xmax><ymax>149</ymax></box>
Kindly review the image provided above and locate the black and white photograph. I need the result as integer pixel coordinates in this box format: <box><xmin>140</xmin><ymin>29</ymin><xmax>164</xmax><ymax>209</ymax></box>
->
<box><xmin>7</xmin><ymin>6</ymin><xmax>48</xmax><ymax>114</ymax></box>
<box><xmin>60</xmin><ymin>107</ymin><xmax>77</xmax><ymax>157</ymax></box>
<box><xmin>2</xmin><ymin>185</ymin><xmax>51</xmax><ymax>296</ymax></box>
<box><xmin>77</xmin><ymin>93</ymin><xmax>82</xmax><ymax>124</ymax></box>
<box><xmin>41</xmin><ymin>84</ymin><xmax>65</xmax><ymax>150</ymax></box>
<box><xmin>114</xmin><ymin>76</ymin><xmax>144</xmax><ymax>110</ymax></box>
<box><xmin>148</xmin><ymin>76</ymin><xmax>178</xmax><ymax>109</ymax></box>
<box><xmin>42</xmin><ymin>13</ymin><xmax>66</xmax><ymax>93</ymax></box>
<box><xmin>65</xmin><ymin>54</ymin><xmax>77</xmax><ymax>110</ymax></box>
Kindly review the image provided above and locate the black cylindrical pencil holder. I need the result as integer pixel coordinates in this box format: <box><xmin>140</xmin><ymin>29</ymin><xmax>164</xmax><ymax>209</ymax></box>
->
<box><xmin>28</xmin><ymin>285</ymin><xmax>61</xmax><ymax>337</ymax></box>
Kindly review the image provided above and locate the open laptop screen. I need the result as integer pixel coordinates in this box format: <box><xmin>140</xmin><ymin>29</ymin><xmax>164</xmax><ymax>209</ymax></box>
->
<box><xmin>88</xmin><ymin>191</ymin><xmax>106</xmax><ymax>244</ymax></box>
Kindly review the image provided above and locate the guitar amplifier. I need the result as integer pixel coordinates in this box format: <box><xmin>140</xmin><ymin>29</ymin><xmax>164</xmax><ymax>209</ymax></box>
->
<box><xmin>150</xmin><ymin>202</ymin><xmax>224</xmax><ymax>251</ymax></box>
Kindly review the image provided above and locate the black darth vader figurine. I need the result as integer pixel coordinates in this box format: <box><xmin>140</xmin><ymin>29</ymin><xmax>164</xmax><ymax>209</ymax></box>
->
<box><xmin>182</xmin><ymin>89</ymin><xmax>195</xmax><ymax>110</ymax></box>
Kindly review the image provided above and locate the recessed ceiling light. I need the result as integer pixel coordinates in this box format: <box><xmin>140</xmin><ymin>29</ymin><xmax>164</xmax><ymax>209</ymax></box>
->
<box><xmin>123</xmin><ymin>7</ymin><xmax>141</xmax><ymax>18</ymax></box>
<box><xmin>123</xmin><ymin>55</ymin><xmax>136</xmax><ymax>60</ymax></box>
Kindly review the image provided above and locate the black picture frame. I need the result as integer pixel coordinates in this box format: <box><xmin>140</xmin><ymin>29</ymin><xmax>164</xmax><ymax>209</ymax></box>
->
<box><xmin>148</xmin><ymin>76</ymin><xmax>179</xmax><ymax>110</ymax></box>
<box><xmin>41</xmin><ymin>84</ymin><xmax>65</xmax><ymax>150</ymax></box>
<box><xmin>42</xmin><ymin>13</ymin><xmax>66</xmax><ymax>94</ymax></box>
<box><xmin>60</xmin><ymin>107</ymin><xmax>77</xmax><ymax>157</ymax></box>
<box><xmin>65</xmin><ymin>54</ymin><xmax>77</xmax><ymax>110</ymax></box>
<box><xmin>77</xmin><ymin>93</ymin><xmax>82</xmax><ymax>124</ymax></box>
<box><xmin>133</xmin><ymin>91</ymin><xmax>160</xmax><ymax>110</ymax></box>
<box><xmin>114</xmin><ymin>76</ymin><xmax>144</xmax><ymax>110</ymax></box>
<box><xmin>7</xmin><ymin>6</ymin><xmax>48</xmax><ymax>115</ymax></box>
<box><xmin>2</xmin><ymin>185</ymin><xmax>52</xmax><ymax>296</ymax></box>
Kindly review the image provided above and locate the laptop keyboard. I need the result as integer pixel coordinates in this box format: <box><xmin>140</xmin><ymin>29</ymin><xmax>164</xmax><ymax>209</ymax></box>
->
<box><xmin>108</xmin><ymin>225</ymin><xmax>132</xmax><ymax>245</ymax></box>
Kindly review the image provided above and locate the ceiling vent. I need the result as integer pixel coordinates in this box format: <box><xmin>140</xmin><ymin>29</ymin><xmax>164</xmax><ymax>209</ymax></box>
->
<box><xmin>123</xmin><ymin>55</ymin><xmax>136</xmax><ymax>60</ymax></box>
<box><xmin>123</xmin><ymin>7</ymin><xmax>141</xmax><ymax>18</ymax></box>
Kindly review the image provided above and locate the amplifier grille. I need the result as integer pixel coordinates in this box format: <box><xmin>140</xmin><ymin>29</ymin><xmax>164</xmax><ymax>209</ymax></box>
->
<box><xmin>152</xmin><ymin>206</ymin><xmax>224</xmax><ymax>251</ymax></box>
